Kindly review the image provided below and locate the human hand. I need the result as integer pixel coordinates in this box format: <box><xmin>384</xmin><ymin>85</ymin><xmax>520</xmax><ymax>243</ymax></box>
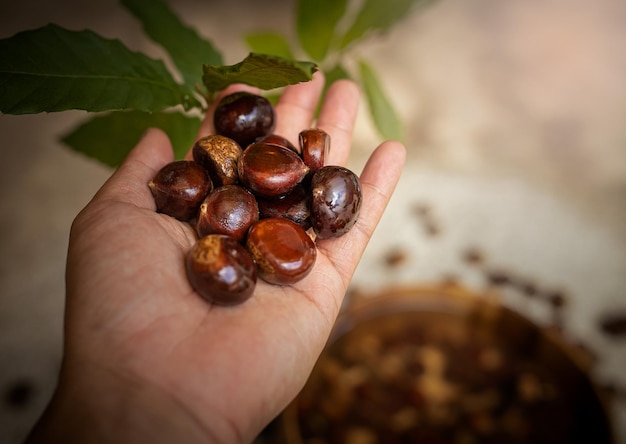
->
<box><xmin>27</xmin><ymin>72</ymin><xmax>406</xmax><ymax>443</ymax></box>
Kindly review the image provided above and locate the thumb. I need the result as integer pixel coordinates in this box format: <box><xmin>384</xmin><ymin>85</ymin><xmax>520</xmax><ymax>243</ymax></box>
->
<box><xmin>93</xmin><ymin>128</ymin><xmax>175</xmax><ymax>209</ymax></box>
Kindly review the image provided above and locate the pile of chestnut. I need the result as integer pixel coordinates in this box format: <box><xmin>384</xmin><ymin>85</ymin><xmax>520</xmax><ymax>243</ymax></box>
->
<box><xmin>148</xmin><ymin>92</ymin><xmax>362</xmax><ymax>306</ymax></box>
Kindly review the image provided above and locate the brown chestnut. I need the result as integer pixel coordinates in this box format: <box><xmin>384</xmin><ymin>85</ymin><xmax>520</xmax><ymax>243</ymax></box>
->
<box><xmin>246</xmin><ymin>218</ymin><xmax>316</xmax><ymax>286</ymax></box>
<box><xmin>257</xmin><ymin>133</ymin><xmax>299</xmax><ymax>154</ymax></box>
<box><xmin>256</xmin><ymin>184</ymin><xmax>311</xmax><ymax>229</ymax></box>
<box><xmin>238</xmin><ymin>142</ymin><xmax>309</xmax><ymax>198</ymax></box>
<box><xmin>213</xmin><ymin>92</ymin><xmax>276</xmax><ymax>148</ymax></box>
<box><xmin>148</xmin><ymin>160</ymin><xmax>212</xmax><ymax>221</ymax></box>
<box><xmin>299</xmin><ymin>128</ymin><xmax>329</xmax><ymax>176</ymax></box>
<box><xmin>310</xmin><ymin>165</ymin><xmax>362</xmax><ymax>239</ymax></box>
<box><xmin>196</xmin><ymin>185</ymin><xmax>259</xmax><ymax>242</ymax></box>
<box><xmin>192</xmin><ymin>135</ymin><xmax>242</xmax><ymax>186</ymax></box>
<box><xmin>186</xmin><ymin>234</ymin><xmax>257</xmax><ymax>305</ymax></box>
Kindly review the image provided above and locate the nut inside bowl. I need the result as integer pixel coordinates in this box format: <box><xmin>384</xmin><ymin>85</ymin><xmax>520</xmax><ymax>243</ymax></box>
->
<box><xmin>280</xmin><ymin>284</ymin><xmax>614</xmax><ymax>444</ymax></box>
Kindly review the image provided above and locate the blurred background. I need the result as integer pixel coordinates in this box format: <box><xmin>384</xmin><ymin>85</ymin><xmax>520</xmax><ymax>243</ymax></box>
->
<box><xmin>1</xmin><ymin>0</ymin><xmax>625</xmax><ymax>442</ymax></box>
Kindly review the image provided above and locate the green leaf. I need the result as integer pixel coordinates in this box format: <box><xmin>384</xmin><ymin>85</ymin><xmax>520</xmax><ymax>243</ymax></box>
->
<box><xmin>264</xmin><ymin>92</ymin><xmax>282</xmax><ymax>106</ymax></box>
<box><xmin>62</xmin><ymin>110</ymin><xmax>202</xmax><ymax>167</ymax></box>
<box><xmin>358</xmin><ymin>59</ymin><xmax>403</xmax><ymax>141</ymax></box>
<box><xmin>0</xmin><ymin>24</ymin><xmax>198</xmax><ymax>114</ymax></box>
<box><xmin>340</xmin><ymin>0</ymin><xmax>433</xmax><ymax>50</ymax></box>
<box><xmin>121</xmin><ymin>0</ymin><xmax>222</xmax><ymax>91</ymax></box>
<box><xmin>244</xmin><ymin>32</ymin><xmax>294</xmax><ymax>60</ymax></box>
<box><xmin>202</xmin><ymin>53</ymin><xmax>317</xmax><ymax>93</ymax></box>
<box><xmin>296</xmin><ymin>0</ymin><xmax>348</xmax><ymax>61</ymax></box>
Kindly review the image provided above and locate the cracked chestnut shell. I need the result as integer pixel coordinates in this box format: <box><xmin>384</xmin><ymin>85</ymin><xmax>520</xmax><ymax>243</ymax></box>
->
<box><xmin>196</xmin><ymin>185</ymin><xmax>259</xmax><ymax>242</ymax></box>
<box><xmin>310</xmin><ymin>165</ymin><xmax>362</xmax><ymax>239</ymax></box>
<box><xmin>148</xmin><ymin>160</ymin><xmax>212</xmax><ymax>221</ymax></box>
<box><xmin>246</xmin><ymin>218</ymin><xmax>316</xmax><ymax>286</ymax></box>
<box><xmin>213</xmin><ymin>92</ymin><xmax>276</xmax><ymax>149</ymax></box>
<box><xmin>192</xmin><ymin>135</ymin><xmax>242</xmax><ymax>186</ymax></box>
<box><xmin>238</xmin><ymin>142</ymin><xmax>309</xmax><ymax>198</ymax></box>
<box><xmin>186</xmin><ymin>234</ymin><xmax>257</xmax><ymax>305</ymax></box>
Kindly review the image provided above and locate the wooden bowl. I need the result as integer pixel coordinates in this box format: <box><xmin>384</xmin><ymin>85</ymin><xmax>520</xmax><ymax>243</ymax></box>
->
<box><xmin>279</xmin><ymin>284</ymin><xmax>614</xmax><ymax>444</ymax></box>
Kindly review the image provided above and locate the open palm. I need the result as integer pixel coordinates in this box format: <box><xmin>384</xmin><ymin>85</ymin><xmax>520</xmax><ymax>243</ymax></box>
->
<box><xmin>27</xmin><ymin>73</ymin><xmax>406</xmax><ymax>444</ymax></box>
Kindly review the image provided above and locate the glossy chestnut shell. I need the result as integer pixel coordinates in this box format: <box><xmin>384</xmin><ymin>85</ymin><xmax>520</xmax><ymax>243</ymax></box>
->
<box><xmin>192</xmin><ymin>134</ymin><xmax>242</xmax><ymax>186</ymax></box>
<box><xmin>258</xmin><ymin>133</ymin><xmax>299</xmax><ymax>154</ymax></box>
<box><xmin>310</xmin><ymin>166</ymin><xmax>362</xmax><ymax>239</ymax></box>
<box><xmin>213</xmin><ymin>92</ymin><xmax>276</xmax><ymax>148</ymax></box>
<box><xmin>148</xmin><ymin>160</ymin><xmax>212</xmax><ymax>221</ymax></box>
<box><xmin>238</xmin><ymin>142</ymin><xmax>309</xmax><ymax>198</ymax></box>
<box><xmin>186</xmin><ymin>234</ymin><xmax>257</xmax><ymax>305</ymax></box>
<box><xmin>299</xmin><ymin>128</ymin><xmax>329</xmax><ymax>176</ymax></box>
<box><xmin>256</xmin><ymin>184</ymin><xmax>311</xmax><ymax>229</ymax></box>
<box><xmin>246</xmin><ymin>218</ymin><xmax>317</xmax><ymax>286</ymax></box>
<box><xmin>196</xmin><ymin>185</ymin><xmax>259</xmax><ymax>242</ymax></box>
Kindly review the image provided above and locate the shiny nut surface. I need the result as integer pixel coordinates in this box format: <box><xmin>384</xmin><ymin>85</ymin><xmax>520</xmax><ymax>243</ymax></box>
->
<box><xmin>246</xmin><ymin>218</ymin><xmax>316</xmax><ymax>286</ymax></box>
<box><xmin>238</xmin><ymin>142</ymin><xmax>309</xmax><ymax>198</ymax></box>
<box><xmin>186</xmin><ymin>234</ymin><xmax>257</xmax><ymax>305</ymax></box>
<box><xmin>258</xmin><ymin>133</ymin><xmax>299</xmax><ymax>154</ymax></box>
<box><xmin>148</xmin><ymin>160</ymin><xmax>212</xmax><ymax>221</ymax></box>
<box><xmin>213</xmin><ymin>92</ymin><xmax>275</xmax><ymax>149</ymax></box>
<box><xmin>192</xmin><ymin>134</ymin><xmax>242</xmax><ymax>186</ymax></box>
<box><xmin>196</xmin><ymin>185</ymin><xmax>259</xmax><ymax>241</ymax></box>
<box><xmin>299</xmin><ymin>128</ymin><xmax>329</xmax><ymax>176</ymax></box>
<box><xmin>148</xmin><ymin>107</ymin><xmax>365</xmax><ymax>303</ymax></box>
<box><xmin>310</xmin><ymin>166</ymin><xmax>362</xmax><ymax>239</ymax></box>
<box><xmin>257</xmin><ymin>184</ymin><xmax>311</xmax><ymax>229</ymax></box>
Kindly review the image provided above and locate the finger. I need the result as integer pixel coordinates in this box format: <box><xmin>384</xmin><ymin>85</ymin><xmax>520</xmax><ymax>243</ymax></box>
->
<box><xmin>273</xmin><ymin>70</ymin><xmax>325</xmax><ymax>145</ymax></box>
<box><xmin>316</xmin><ymin>79</ymin><xmax>361</xmax><ymax>167</ymax></box>
<box><xmin>317</xmin><ymin>140</ymin><xmax>406</xmax><ymax>287</ymax></box>
<box><xmin>93</xmin><ymin>128</ymin><xmax>175</xmax><ymax>209</ymax></box>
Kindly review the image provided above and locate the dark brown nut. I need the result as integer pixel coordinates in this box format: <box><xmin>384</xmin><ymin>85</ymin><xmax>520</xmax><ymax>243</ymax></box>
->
<box><xmin>256</xmin><ymin>184</ymin><xmax>311</xmax><ymax>229</ymax></box>
<box><xmin>148</xmin><ymin>160</ymin><xmax>212</xmax><ymax>221</ymax></box>
<box><xmin>186</xmin><ymin>234</ymin><xmax>257</xmax><ymax>305</ymax></box>
<box><xmin>196</xmin><ymin>185</ymin><xmax>259</xmax><ymax>242</ymax></box>
<box><xmin>238</xmin><ymin>142</ymin><xmax>309</xmax><ymax>199</ymax></box>
<box><xmin>192</xmin><ymin>134</ymin><xmax>242</xmax><ymax>186</ymax></box>
<box><xmin>299</xmin><ymin>128</ymin><xmax>329</xmax><ymax>176</ymax></box>
<box><xmin>257</xmin><ymin>133</ymin><xmax>299</xmax><ymax>154</ymax></box>
<box><xmin>246</xmin><ymin>218</ymin><xmax>316</xmax><ymax>286</ymax></box>
<box><xmin>310</xmin><ymin>165</ymin><xmax>362</xmax><ymax>239</ymax></box>
<box><xmin>213</xmin><ymin>92</ymin><xmax>276</xmax><ymax>148</ymax></box>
